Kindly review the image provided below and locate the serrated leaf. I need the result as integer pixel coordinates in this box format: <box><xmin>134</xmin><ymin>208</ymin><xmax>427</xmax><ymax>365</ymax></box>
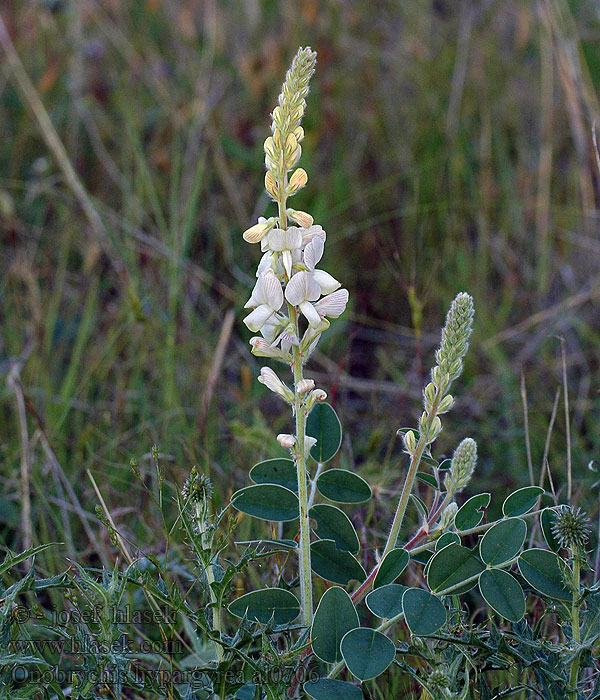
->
<box><xmin>312</xmin><ymin>587</ymin><xmax>359</xmax><ymax>663</ymax></box>
<box><xmin>373</xmin><ymin>548</ymin><xmax>409</xmax><ymax>588</ymax></box>
<box><xmin>340</xmin><ymin>627</ymin><xmax>396</xmax><ymax>681</ymax></box>
<box><xmin>479</xmin><ymin>518</ymin><xmax>526</xmax><ymax>566</ymax></box>
<box><xmin>311</xmin><ymin>540</ymin><xmax>366</xmax><ymax>585</ymax></box>
<box><xmin>0</xmin><ymin>543</ymin><xmax>61</xmax><ymax>576</ymax></box>
<box><xmin>317</xmin><ymin>469</ymin><xmax>372</xmax><ymax>504</ymax></box>
<box><xmin>304</xmin><ymin>679</ymin><xmax>363</xmax><ymax>700</ymax></box>
<box><xmin>518</xmin><ymin>548</ymin><xmax>571</xmax><ymax>601</ymax></box>
<box><xmin>310</xmin><ymin>504</ymin><xmax>360</xmax><ymax>553</ymax></box>
<box><xmin>249</xmin><ymin>458</ymin><xmax>298</xmax><ymax>492</ymax></box>
<box><xmin>306</xmin><ymin>403</ymin><xmax>342</xmax><ymax>463</ymax></box>
<box><xmin>366</xmin><ymin>583</ymin><xmax>407</xmax><ymax>619</ymax></box>
<box><xmin>228</xmin><ymin>588</ymin><xmax>300</xmax><ymax>625</ymax></box>
<box><xmin>231</xmin><ymin>484</ymin><xmax>299</xmax><ymax>521</ymax></box>
<box><xmin>479</xmin><ymin>568</ymin><xmax>525</xmax><ymax>622</ymax></box>
<box><xmin>427</xmin><ymin>543</ymin><xmax>485</xmax><ymax>594</ymax></box>
<box><xmin>455</xmin><ymin>493</ymin><xmax>491</xmax><ymax>531</ymax></box>
<box><xmin>502</xmin><ymin>486</ymin><xmax>544</xmax><ymax>517</ymax></box>
<box><xmin>402</xmin><ymin>587</ymin><xmax>447</xmax><ymax>635</ymax></box>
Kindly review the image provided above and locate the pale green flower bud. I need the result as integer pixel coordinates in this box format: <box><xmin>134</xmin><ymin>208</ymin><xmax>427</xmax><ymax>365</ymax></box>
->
<box><xmin>438</xmin><ymin>502</ymin><xmax>458</xmax><ymax>531</ymax></box>
<box><xmin>424</xmin><ymin>382</ymin><xmax>436</xmax><ymax>408</ymax></box>
<box><xmin>437</xmin><ymin>394</ymin><xmax>454</xmax><ymax>414</ymax></box>
<box><xmin>426</xmin><ymin>416</ymin><xmax>442</xmax><ymax>443</ymax></box>
<box><xmin>403</xmin><ymin>430</ymin><xmax>417</xmax><ymax>454</ymax></box>
<box><xmin>444</xmin><ymin>437</ymin><xmax>477</xmax><ymax>495</ymax></box>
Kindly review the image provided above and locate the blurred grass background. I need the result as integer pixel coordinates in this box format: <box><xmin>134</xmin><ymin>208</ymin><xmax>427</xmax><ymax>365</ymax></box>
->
<box><xmin>1</xmin><ymin>0</ymin><xmax>599</xmax><ymax>562</ymax></box>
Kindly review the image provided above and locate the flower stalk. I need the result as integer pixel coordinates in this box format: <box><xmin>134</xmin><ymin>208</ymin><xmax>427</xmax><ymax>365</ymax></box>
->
<box><xmin>242</xmin><ymin>47</ymin><xmax>348</xmax><ymax>629</ymax></box>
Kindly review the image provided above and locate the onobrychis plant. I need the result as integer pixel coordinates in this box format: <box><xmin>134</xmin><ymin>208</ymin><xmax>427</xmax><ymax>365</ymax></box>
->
<box><xmin>4</xmin><ymin>44</ymin><xmax>600</xmax><ymax>700</ymax></box>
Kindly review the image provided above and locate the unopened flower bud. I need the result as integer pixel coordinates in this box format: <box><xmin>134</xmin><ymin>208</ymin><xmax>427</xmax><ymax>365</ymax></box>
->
<box><xmin>438</xmin><ymin>502</ymin><xmax>458</xmax><ymax>531</ymax></box>
<box><xmin>424</xmin><ymin>382</ymin><xmax>436</xmax><ymax>407</ymax></box>
<box><xmin>438</xmin><ymin>394</ymin><xmax>454</xmax><ymax>414</ymax></box>
<box><xmin>287</xmin><ymin>209</ymin><xmax>314</xmax><ymax>228</ymax></box>
<box><xmin>305</xmin><ymin>388</ymin><xmax>327</xmax><ymax>411</ymax></box>
<box><xmin>258</xmin><ymin>367</ymin><xmax>294</xmax><ymax>404</ymax></box>
<box><xmin>426</xmin><ymin>416</ymin><xmax>442</xmax><ymax>443</ymax></box>
<box><xmin>243</xmin><ymin>218</ymin><xmax>276</xmax><ymax>244</ymax></box>
<box><xmin>288</xmin><ymin>168</ymin><xmax>308</xmax><ymax>193</ymax></box>
<box><xmin>264</xmin><ymin>136</ymin><xmax>276</xmax><ymax>159</ymax></box>
<box><xmin>277</xmin><ymin>434</ymin><xmax>296</xmax><ymax>450</ymax></box>
<box><xmin>403</xmin><ymin>430</ymin><xmax>417</xmax><ymax>454</ymax></box>
<box><xmin>265</xmin><ymin>171</ymin><xmax>278</xmax><ymax>199</ymax></box>
<box><xmin>285</xmin><ymin>132</ymin><xmax>298</xmax><ymax>156</ymax></box>
<box><xmin>296</xmin><ymin>379</ymin><xmax>315</xmax><ymax>395</ymax></box>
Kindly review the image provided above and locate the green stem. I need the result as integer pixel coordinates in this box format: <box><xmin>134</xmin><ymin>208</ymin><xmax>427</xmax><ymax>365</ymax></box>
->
<box><xmin>292</xmin><ymin>332</ymin><xmax>313</xmax><ymax>627</ymax></box>
<box><xmin>569</xmin><ymin>550</ymin><xmax>581</xmax><ymax>700</ymax></box>
<box><xmin>277</xmin><ymin>178</ymin><xmax>313</xmax><ymax>628</ymax></box>
<box><xmin>197</xmin><ymin>503</ymin><xmax>223</xmax><ymax>662</ymax></box>
<box><xmin>383</xmin><ymin>389</ymin><xmax>442</xmax><ymax>558</ymax></box>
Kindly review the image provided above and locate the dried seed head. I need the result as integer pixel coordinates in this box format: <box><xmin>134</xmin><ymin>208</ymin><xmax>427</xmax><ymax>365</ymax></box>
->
<box><xmin>551</xmin><ymin>505</ymin><xmax>591</xmax><ymax>550</ymax></box>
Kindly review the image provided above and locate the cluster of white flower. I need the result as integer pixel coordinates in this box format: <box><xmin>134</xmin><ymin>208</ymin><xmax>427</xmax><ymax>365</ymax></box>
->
<box><xmin>243</xmin><ymin>220</ymin><xmax>348</xmax><ymax>365</ymax></box>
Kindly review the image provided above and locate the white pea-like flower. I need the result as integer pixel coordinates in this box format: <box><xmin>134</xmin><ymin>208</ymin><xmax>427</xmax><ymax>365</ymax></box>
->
<box><xmin>285</xmin><ymin>270</ymin><xmax>322</xmax><ymax>327</ymax></box>
<box><xmin>300</xmin><ymin>224</ymin><xmax>326</xmax><ymax>247</ymax></box>
<box><xmin>303</xmin><ymin>236</ymin><xmax>341</xmax><ymax>295</ymax></box>
<box><xmin>277</xmin><ymin>434</ymin><xmax>296</xmax><ymax>450</ymax></box>
<box><xmin>243</xmin><ymin>270</ymin><xmax>284</xmax><ymax>332</ymax></box>
<box><xmin>314</xmin><ymin>289</ymin><xmax>349</xmax><ymax>319</ymax></box>
<box><xmin>258</xmin><ymin>367</ymin><xmax>294</xmax><ymax>403</ymax></box>
<box><xmin>296</xmin><ymin>379</ymin><xmax>315</xmax><ymax>395</ymax></box>
<box><xmin>261</xmin><ymin>227</ymin><xmax>304</xmax><ymax>278</ymax></box>
<box><xmin>249</xmin><ymin>337</ymin><xmax>288</xmax><ymax>361</ymax></box>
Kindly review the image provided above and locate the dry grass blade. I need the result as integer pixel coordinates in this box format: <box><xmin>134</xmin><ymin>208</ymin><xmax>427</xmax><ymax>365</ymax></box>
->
<box><xmin>198</xmin><ymin>308</ymin><xmax>235</xmax><ymax>430</ymax></box>
<box><xmin>6</xmin><ymin>361</ymin><xmax>33</xmax><ymax>552</ymax></box>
